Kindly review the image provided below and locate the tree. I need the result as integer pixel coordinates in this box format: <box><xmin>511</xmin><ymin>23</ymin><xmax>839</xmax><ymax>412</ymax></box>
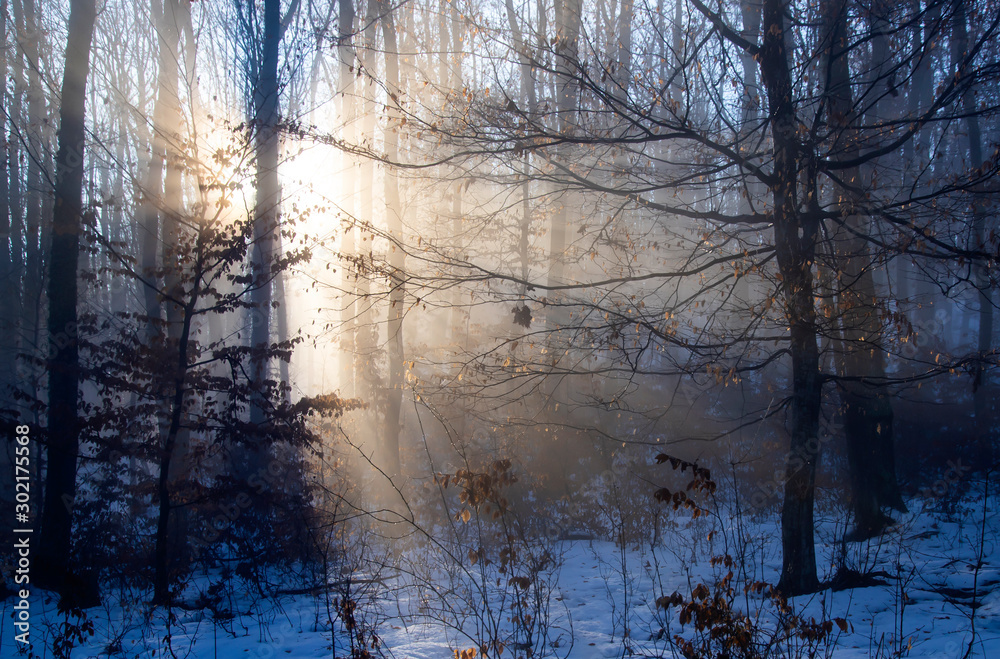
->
<box><xmin>819</xmin><ymin>0</ymin><xmax>906</xmax><ymax>541</ymax></box>
<box><xmin>373</xmin><ymin>0</ymin><xmax>1000</xmax><ymax>595</ymax></box>
<box><xmin>0</xmin><ymin>0</ymin><xmax>14</xmax><ymax>545</ymax></box>
<box><xmin>89</xmin><ymin>181</ymin><xmax>329</xmax><ymax>602</ymax></box>
<box><xmin>337</xmin><ymin>0</ymin><xmax>358</xmax><ymax>397</ymax></box>
<box><xmin>20</xmin><ymin>0</ymin><xmax>46</xmax><ymax>393</ymax></box>
<box><xmin>953</xmin><ymin>0</ymin><xmax>995</xmax><ymax>447</ymax></box>
<box><xmin>37</xmin><ymin>0</ymin><xmax>98</xmax><ymax>604</ymax></box>
<box><xmin>248</xmin><ymin>0</ymin><xmax>283</xmax><ymax>439</ymax></box>
<box><xmin>716</xmin><ymin>0</ymin><xmax>823</xmax><ymax>594</ymax></box>
<box><xmin>233</xmin><ymin>0</ymin><xmax>301</xmax><ymax>475</ymax></box>
<box><xmin>5</xmin><ymin>0</ymin><xmax>997</xmax><ymax>620</ymax></box>
<box><xmin>379</xmin><ymin>0</ymin><xmax>405</xmax><ymax>480</ymax></box>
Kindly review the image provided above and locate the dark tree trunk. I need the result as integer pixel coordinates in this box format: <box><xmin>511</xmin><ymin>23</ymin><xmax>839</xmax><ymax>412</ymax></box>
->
<box><xmin>734</xmin><ymin>0</ymin><xmax>761</xmax><ymax>310</ymax></box>
<box><xmin>821</xmin><ymin>0</ymin><xmax>903</xmax><ymax>542</ymax></box>
<box><xmin>139</xmin><ymin>0</ymin><xmax>189</xmax><ymax>593</ymax></box>
<box><xmin>161</xmin><ymin>0</ymin><xmax>189</xmax><ymax>559</ymax></box>
<box><xmin>758</xmin><ymin>0</ymin><xmax>821</xmax><ymax>596</ymax></box>
<box><xmin>953</xmin><ymin>0</ymin><xmax>993</xmax><ymax>447</ymax></box>
<box><xmin>109</xmin><ymin>121</ymin><xmax>128</xmax><ymax>316</ymax></box>
<box><xmin>7</xmin><ymin>0</ymin><xmax>25</xmax><ymax>417</ymax></box>
<box><xmin>0</xmin><ymin>0</ymin><xmax>14</xmax><ymax>522</ymax></box>
<box><xmin>21</xmin><ymin>0</ymin><xmax>45</xmax><ymax>372</ymax></box>
<box><xmin>8</xmin><ymin>0</ymin><xmax>23</xmax><ymax>290</ymax></box>
<box><xmin>897</xmin><ymin>0</ymin><xmax>939</xmax><ymax>304</ymax></box>
<box><xmin>248</xmin><ymin>0</ymin><xmax>281</xmax><ymax>437</ymax></box>
<box><xmin>856</xmin><ymin>0</ymin><xmax>905</xmax><ymax>516</ymax></box>
<box><xmin>37</xmin><ymin>0</ymin><xmax>97</xmax><ymax>605</ymax></box>
<box><xmin>0</xmin><ymin>0</ymin><xmax>14</xmax><ymax>413</ymax></box>
<box><xmin>274</xmin><ymin>255</ymin><xmax>291</xmax><ymax>400</ymax></box>
<box><xmin>153</xmin><ymin>287</ymin><xmax>198</xmax><ymax>605</ymax></box>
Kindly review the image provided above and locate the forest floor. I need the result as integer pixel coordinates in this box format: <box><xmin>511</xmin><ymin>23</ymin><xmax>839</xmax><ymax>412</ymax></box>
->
<box><xmin>3</xmin><ymin>482</ymin><xmax>999</xmax><ymax>658</ymax></box>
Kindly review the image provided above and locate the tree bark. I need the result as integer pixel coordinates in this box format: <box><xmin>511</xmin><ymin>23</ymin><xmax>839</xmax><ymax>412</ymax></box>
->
<box><xmin>505</xmin><ymin>0</ymin><xmax>534</xmax><ymax>303</ymax></box>
<box><xmin>20</xmin><ymin>0</ymin><xmax>45</xmax><ymax>394</ymax></box>
<box><xmin>0</xmin><ymin>0</ymin><xmax>14</xmax><ymax>418</ymax></box>
<box><xmin>6</xmin><ymin>0</ymin><xmax>26</xmax><ymax>418</ymax></box>
<box><xmin>355</xmin><ymin>0</ymin><xmax>378</xmax><ymax>414</ymax></box>
<box><xmin>0</xmin><ymin>0</ymin><xmax>14</xmax><ymax>527</ymax></box>
<box><xmin>758</xmin><ymin>0</ymin><xmax>821</xmax><ymax>596</ymax></box>
<box><xmin>248</xmin><ymin>0</ymin><xmax>282</xmax><ymax>452</ymax></box>
<box><xmin>37</xmin><ymin>0</ymin><xmax>97</xmax><ymax>604</ymax></box>
<box><xmin>821</xmin><ymin>0</ymin><xmax>904</xmax><ymax>542</ymax></box>
<box><xmin>544</xmin><ymin>0</ymin><xmax>582</xmax><ymax>404</ymax></box>
<box><xmin>338</xmin><ymin>0</ymin><xmax>357</xmax><ymax>397</ymax></box>
<box><xmin>8</xmin><ymin>0</ymin><xmax>23</xmax><ymax>292</ymax></box>
<box><xmin>138</xmin><ymin>0</ymin><xmax>189</xmax><ymax>586</ymax></box>
<box><xmin>380</xmin><ymin>0</ymin><xmax>404</xmax><ymax>479</ymax></box>
<box><xmin>734</xmin><ymin>0</ymin><xmax>761</xmax><ymax>310</ymax></box>
<box><xmin>274</xmin><ymin>243</ymin><xmax>291</xmax><ymax>399</ymax></box>
<box><xmin>897</xmin><ymin>0</ymin><xmax>940</xmax><ymax>303</ymax></box>
<box><xmin>163</xmin><ymin>0</ymin><xmax>194</xmax><ymax>578</ymax></box>
<box><xmin>140</xmin><ymin>0</ymin><xmax>183</xmax><ymax>344</ymax></box>
<box><xmin>953</xmin><ymin>0</ymin><xmax>993</xmax><ymax>447</ymax></box>
<box><xmin>152</xmin><ymin>254</ymin><xmax>204</xmax><ymax>604</ymax></box>
<box><xmin>547</xmin><ymin>0</ymin><xmax>581</xmax><ymax>297</ymax></box>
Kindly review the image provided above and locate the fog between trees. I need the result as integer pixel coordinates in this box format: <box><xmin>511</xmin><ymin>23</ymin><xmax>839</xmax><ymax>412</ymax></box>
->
<box><xmin>1</xmin><ymin>0</ymin><xmax>998</xmax><ymax>617</ymax></box>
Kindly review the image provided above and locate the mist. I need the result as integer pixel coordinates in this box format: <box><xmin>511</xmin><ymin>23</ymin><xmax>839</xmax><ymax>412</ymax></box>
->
<box><xmin>1</xmin><ymin>0</ymin><xmax>998</xmax><ymax>655</ymax></box>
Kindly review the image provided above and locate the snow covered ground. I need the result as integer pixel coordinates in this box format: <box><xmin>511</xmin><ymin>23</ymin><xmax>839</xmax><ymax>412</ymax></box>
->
<box><xmin>3</xmin><ymin>484</ymin><xmax>998</xmax><ymax>658</ymax></box>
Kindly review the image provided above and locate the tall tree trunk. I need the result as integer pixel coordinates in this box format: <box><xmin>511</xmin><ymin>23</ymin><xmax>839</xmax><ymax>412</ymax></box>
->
<box><xmin>21</xmin><ymin>0</ymin><xmax>45</xmax><ymax>385</ymax></box>
<box><xmin>503</xmin><ymin>0</ymin><xmax>532</xmax><ymax>311</ymax></box>
<box><xmin>897</xmin><ymin>0</ymin><xmax>940</xmax><ymax>303</ymax></box>
<box><xmin>355</xmin><ymin>0</ymin><xmax>378</xmax><ymax>420</ymax></box>
<box><xmin>544</xmin><ymin>0</ymin><xmax>581</xmax><ymax>404</ymax></box>
<box><xmin>380</xmin><ymin>0</ymin><xmax>404</xmax><ymax>479</ymax></box>
<box><xmin>448</xmin><ymin>0</ymin><xmax>470</xmax><ymax>351</ymax></box>
<box><xmin>8</xmin><ymin>0</ymin><xmax>23</xmax><ymax>293</ymax></box>
<box><xmin>140</xmin><ymin>0</ymin><xmax>182</xmax><ymax>344</ymax></box>
<box><xmin>448</xmin><ymin>0</ymin><xmax>470</xmax><ymax>443</ymax></box>
<box><xmin>612</xmin><ymin>0</ymin><xmax>633</xmax><ymax>101</ymax></box>
<box><xmin>0</xmin><ymin>0</ymin><xmax>14</xmax><ymax>532</ymax></box>
<box><xmin>953</xmin><ymin>0</ymin><xmax>993</xmax><ymax>447</ymax></box>
<box><xmin>822</xmin><ymin>0</ymin><xmax>904</xmax><ymax>542</ymax></box>
<box><xmin>274</xmin><ymin>244</ymin><xmax>291</xmax><ymax>399</ymax></box>
<box><xmin>505</xmin><ymin>0</ymin><xmax>535</xmax><ymax>293</ymax></box>
<box><xmin>0</xmin><ymin>0</ymin><xmax>14</xmax><ymax>418</ymax></box>
<box><xmin>734</xmin><ymin>0</ymin><xmax>761</xmax><ymax>310</ymax></box>
<box><xmin>37</xmin><ymin>0</ymin><xmax>97</xmax><ymax>604</ymax></box>
<box><xmin>547</xmin><ymin>0</ymin><xmax>581</xmax><ymax>295</ymax></box>
<box><xmin>139</xmin><ymin>0</ymin><xmax>189</xmax><ymax>587</ymax></box>
<box><xmin>162</xmin><ymin>0</ymin><xmax>193</xmax><ymax>579</ymax></box>
<box><xmin>153</xmin><ymin>267</ymin><xmax>202</xmax><ymax>604</ymax></box>
<box><xmin>8</xmin><ymin>0</ymin><xmax>25</xmax><ymax>412</ymax></box>
<box><xmin>248</xmin><ymin>0</ymin><xmax>282</xmax><ymax>445</ymax></box>
<box><xmin>109</xmin><ymin>119</ymin><xmax>128</xmax><ymax>317</ymax></box>
<box><xmin>758</xmin><ymin>0</ymin><xmax>821</xmax><ymax>596</ymax></box>
<box><xmin>338</xmin><ymin>0</ymin><xmax>358</xmax><ymax>397</ymax></box>
<box><xmin>857</xmin><ymin>0</ymin><xmax>905</xmax><ymax>515</ymax></box>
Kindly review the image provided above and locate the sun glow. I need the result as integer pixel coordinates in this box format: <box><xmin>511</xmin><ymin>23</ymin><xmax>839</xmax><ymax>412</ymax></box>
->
<box><xmin>279</xmin><ymin>140</ymin><xmax>351</xmax><ymax>243</ymax></box>
<box><xmin>277</xmin><ymin>135</ymin><xmax>358</xmax><ymax>397</ymax></box>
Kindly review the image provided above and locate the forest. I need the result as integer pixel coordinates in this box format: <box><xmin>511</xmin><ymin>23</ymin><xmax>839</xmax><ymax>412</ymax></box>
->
<box><xmin>0</xmin><ymin>0</ymin><xmax>999</xmax><ymax>655</ymax></box>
